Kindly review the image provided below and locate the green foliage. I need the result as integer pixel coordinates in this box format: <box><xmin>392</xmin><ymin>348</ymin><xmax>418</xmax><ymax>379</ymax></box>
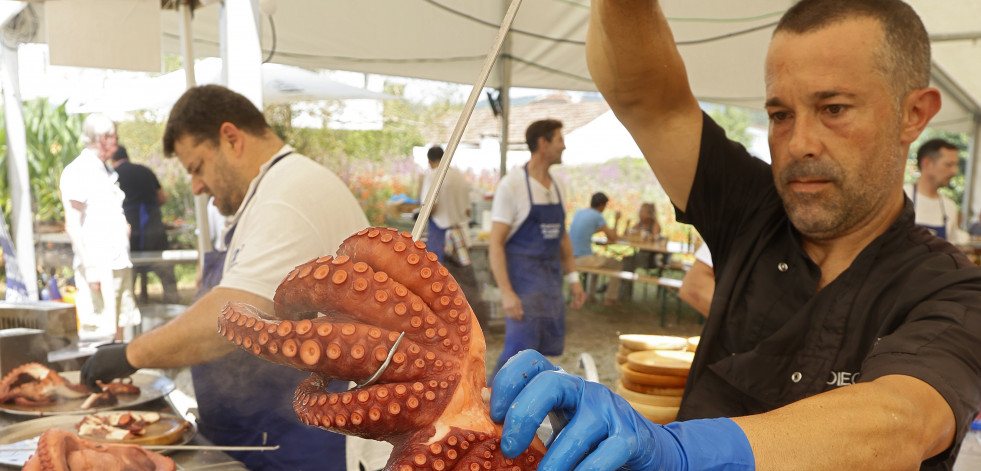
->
<box><xmin>0</xmin><ymin>99</ymin><xmax>83</xmax><ymax>225</ymax></box>
<box><xmin>553</xmin><ymin>157</ymin><xmax>692</xmax><ymax>249</ymax></box>
<box><xmin>708</xmin><ymin>105</ymin><xmax>754</xmax><ymax>148</ymax></box>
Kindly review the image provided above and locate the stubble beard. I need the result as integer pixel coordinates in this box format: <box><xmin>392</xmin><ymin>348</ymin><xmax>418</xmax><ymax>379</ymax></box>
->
<box><xmin>776</xmin><ymin>160</ymin><xmax>870</xmax><ymax>240</ymax></box>
<box><xmin>213</xmin><ymin>153</ymin><xmax>247</xmax><ymax>217</ymax></box>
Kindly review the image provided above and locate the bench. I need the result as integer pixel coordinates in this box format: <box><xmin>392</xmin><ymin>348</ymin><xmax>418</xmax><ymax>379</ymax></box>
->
<box><xmin>577</xmin><ymin>266</ymin><xmax>683</xmax><ymax>326</ymax></box>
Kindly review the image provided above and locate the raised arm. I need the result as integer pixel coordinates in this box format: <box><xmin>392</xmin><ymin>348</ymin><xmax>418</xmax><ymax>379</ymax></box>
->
<box><xmin>586</xmin><ymin>0</ymin><xmax>703</xmax><ymax>210</ymax></box>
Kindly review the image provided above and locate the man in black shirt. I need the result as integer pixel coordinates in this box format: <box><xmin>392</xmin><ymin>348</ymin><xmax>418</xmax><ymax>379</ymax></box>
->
<box><xmin>112</xmin><ymin>145</ymin><xmax>178</xmax><ymax>304</ymax></box>
<box><xmin>488</xmin><ymin>1</ymin><xmax>981</xmax><ymax>470</ymax></box>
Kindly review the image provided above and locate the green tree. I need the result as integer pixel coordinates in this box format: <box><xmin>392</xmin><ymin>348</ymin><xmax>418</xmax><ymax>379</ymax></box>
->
<box><xmin>0</xmin><ymin>99</ymin><xmax>83</xmax><ymax>226</ymax></box>
<box><xmin>708</xmin><ymin>105</ymin><xmax>754</xmax><ymax>148</ymax></box>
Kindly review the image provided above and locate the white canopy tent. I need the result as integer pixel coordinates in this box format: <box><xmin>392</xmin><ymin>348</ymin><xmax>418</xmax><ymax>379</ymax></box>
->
<box><xmin>5</xmin><ymin>0</ymin><xmax>981</xmax><ymax>298</ymax></box>
<box><xmin>149</xmin><ymin>0</ymin><xmax>981</xmax><ymax>206</ymax></box>
<box><xmin>65</xmin><ymin>57</ymin><xmax>397</xmax><ymax>114</ymax></box>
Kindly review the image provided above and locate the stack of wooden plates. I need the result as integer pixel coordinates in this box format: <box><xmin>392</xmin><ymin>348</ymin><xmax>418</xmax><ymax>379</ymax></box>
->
<box><xmin>616</xmin><ymin>335</ymin><xmax>693</xmax><ymax>424</ymax></box>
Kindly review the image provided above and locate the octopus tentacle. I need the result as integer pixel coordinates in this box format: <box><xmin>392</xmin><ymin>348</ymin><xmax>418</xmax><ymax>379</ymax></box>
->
<box><xmin>218</xmin><ymin>226</ymin><xmax>545</xmax><ymax>471</ymax></box>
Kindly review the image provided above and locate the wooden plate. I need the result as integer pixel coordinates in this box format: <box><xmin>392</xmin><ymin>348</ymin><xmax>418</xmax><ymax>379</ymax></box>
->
<box><xmin>618</xmin><ymin>334</ymin><xmax>687</xmax><ymax>351</ymax></box>
<box><xmin>626</xmin><ymin>350</ymin><xmax>694</xmax><ymax>377</ymax></box>
<box><xmin>618</xmin><ymin>345</ymin><xmax>638</xmax><ymax>357</ymax></box>
<box><xmin>617</xmin><ymin>363</ymin><xmax>687</xmax><ymax>388</ymax></box>
<box><xmin>619</xmin><ymin>377</ymin><xmax>685</xmax><ymax>396</ymax></box>
<box><xmin>0</xmin><ymin>412</ymin><xmax>195</xmax><ymax>467</ymax></box>
<box><xmin>615</xmin><ymin>353</ymin><xmax>628</xmax><ymax>365</ymax></box>
<box><xmin>614</xmin><ymin>381</ymin><xmax>682</xmax><ymax>407</ymax></box>
<box><xmin>625</xmin><ymin>401</ymin><xmax>678</xmax><ymax>425</ymax></box>
<box><xmin>77</xmin><ymin>412</ymin><xmax>192</xmax><ymax>446</ymax></box>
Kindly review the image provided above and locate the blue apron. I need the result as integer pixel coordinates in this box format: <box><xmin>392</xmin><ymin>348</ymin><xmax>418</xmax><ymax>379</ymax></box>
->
<box><xmin>191</xmin><ymin>151</ymin><xmax>347</xmax><ymax>470</ymax></box>
<box><xmin>912</xmin><ymin>183</ymin><xmax>948</xmax><ymax>239</ymax></box>
<box><xmin>427</xmin><ymin>218</ymin><xmax>448</xmax><ymax>263</ymax></box>
<box><xmin>491</xmin><ymin>166</ymin><xmax>566</xmax><ymax>379</ymax></box>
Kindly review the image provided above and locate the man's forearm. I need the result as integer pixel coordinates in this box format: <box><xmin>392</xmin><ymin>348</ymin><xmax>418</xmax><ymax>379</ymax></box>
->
<box><xmin>733</xmin><ymin>375</ymin><xmax>955</xmax><ymax>470</ymax></box>
<box><xmin>488</xmin><ymin>241</ymin><xmax>514</xmax><ymax>295</ymax></box>
<box><xmin>126</xmin><ymin>287</ymin><xmax>267</xmax><ymax>368</ymax></box>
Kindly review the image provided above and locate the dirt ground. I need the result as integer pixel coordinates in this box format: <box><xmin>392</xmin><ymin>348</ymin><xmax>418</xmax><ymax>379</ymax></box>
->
<box><xmin>147</xmin><ymin>280</ymin><xmax>705</xmax><ymax>396</ymax></box>
<box><xmin>482</xmin><ymin>290</ymin><xmax>705</xmax><ymax>389</ymax></box>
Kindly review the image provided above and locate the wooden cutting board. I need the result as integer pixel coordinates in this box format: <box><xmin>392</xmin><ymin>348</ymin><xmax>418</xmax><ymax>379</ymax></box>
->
<box><xmin>618</xmin><ymin>334</ymin><xmax>687</xmax><ymax>351</ymax></box>
<box><xmin>626</xmin><ymin>350</ymin><xmax>694</xmax><ymax>377</ymax></box>
<box><xmin>618</xmin><ymin>377</ymin><xmax>685</xmax><ymax>397</ymax></box>
<box><xmin>614</xmin><ymin>381</ymin><xmax>683</xmax><ymax>407</ymax></box>
<box><xmin>617</xmin><ymin>363</ymin><xmax>688</xmax><ymax>388</ymax></box>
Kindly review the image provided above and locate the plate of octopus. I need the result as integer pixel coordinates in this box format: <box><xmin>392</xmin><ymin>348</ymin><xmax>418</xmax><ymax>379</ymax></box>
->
<box><xmin>0</xmin><ymin>363</ymin><xmax>175</xmax><ymax>416</ymax></box>
<box><xmin>0</xmin><ymin>411</ymin><xmax>193</xmax><ymax>467</ymax></box>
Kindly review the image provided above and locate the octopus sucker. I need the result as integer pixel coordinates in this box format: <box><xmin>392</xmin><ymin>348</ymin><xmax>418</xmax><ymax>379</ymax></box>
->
<box><xmin>219</xmin><ymin>227</ymin><xmax>545</xmax><ymax>470</ymax></box>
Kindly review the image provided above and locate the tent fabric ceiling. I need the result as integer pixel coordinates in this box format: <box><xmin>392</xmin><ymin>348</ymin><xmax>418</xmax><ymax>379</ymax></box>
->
<box><xmin>150</xmin><ymin>0</ymin><xmax>981</xmax><ymax>133</ymax></box>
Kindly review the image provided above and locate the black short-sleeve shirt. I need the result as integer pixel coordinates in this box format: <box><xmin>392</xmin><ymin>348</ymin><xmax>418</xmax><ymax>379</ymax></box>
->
<box><xmin>676</xmin><ymin>113</ymin><xmax>981</xmax><ymax>470</ymax></box>
<box><xmin>115</xmin><ymin>160</ymin><xmax>168</xmax><ymax>250</ymax></box>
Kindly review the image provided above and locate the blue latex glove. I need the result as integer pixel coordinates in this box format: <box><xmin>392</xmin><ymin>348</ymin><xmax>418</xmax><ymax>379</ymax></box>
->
<box><xmin>490</xmin><ymin>350</ymin><xmax>755</xmax><ymax>471</ymax></box>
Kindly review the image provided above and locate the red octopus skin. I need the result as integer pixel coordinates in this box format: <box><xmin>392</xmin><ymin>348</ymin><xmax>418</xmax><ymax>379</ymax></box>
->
<box><xmin>217</xmin><ymin>227</ymin><xmax>546</xmax><ymax>471</ymax></box>
<box><xmin>22</xmin><ymin>428</ymin><xmax>175</xmax><ymax>471</ymax></box>
<box><xmin>0</xmin><ymin>363</ymin><xmax>88</xmax><ymax>406</ymax></box>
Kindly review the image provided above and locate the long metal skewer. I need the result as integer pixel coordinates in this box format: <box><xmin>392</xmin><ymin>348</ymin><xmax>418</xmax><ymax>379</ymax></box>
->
<box><xmin>0</xmin><ymin>444</ymin><xmax>280</xmax><ymax>452</ymax></box>
<box><xmin>356</xmin><ymin>331</ymin><xmax>406</xmax><ymax>388</ymax></box>
<box><xmin>411</xmin><ymin>0</ymin><xmax>525</xmax><ymax>241</ymax></box>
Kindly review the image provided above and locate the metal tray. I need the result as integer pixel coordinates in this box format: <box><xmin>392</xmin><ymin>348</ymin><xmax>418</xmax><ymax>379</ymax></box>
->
<box><xmin>0</xmin><ymin>371</ymin><xmax>175</xmax><ymax>416</ymax></box>
<box><xmin>0</xmin><ymin>411</ymin><xmax>195</xmax><ymax>467</ymax></box>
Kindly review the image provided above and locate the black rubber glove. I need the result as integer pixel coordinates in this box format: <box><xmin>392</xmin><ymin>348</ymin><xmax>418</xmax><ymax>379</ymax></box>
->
<box><xmin>80</xmin><ymin>343</ymin><xmax>137</xmax><ymax>393</ymax></box>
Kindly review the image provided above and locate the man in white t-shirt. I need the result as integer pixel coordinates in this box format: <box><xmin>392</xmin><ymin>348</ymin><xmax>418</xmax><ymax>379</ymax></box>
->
<box><xmin>904</xmin><ymin>138</ymin><xmax>968</xmax><ymax>244</ymax></box>
<box><xmin>420</xmin><ymin>145</ymin><xmax>471</xmax><ymax>263</ymax></box>
<box><xmin>487</xmin><ymin>119</ymin><xmax>586</xmax><ymax>380</ymax></box>
<box><xmin>81</xmin><ymin>85</ymin><xmax>368</xmax><ymax>470</ymax></box>
<box><xmin>60</xmin><ymin>113</ymin><xmax>140</xmax><ymax>342</ymax></box>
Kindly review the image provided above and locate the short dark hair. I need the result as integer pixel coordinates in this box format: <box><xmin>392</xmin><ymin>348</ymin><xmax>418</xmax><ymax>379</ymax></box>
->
<box><xmin>162</xmin><ymin>85</ymin><xmax>271</xmax><ymax>157</ymax></box>
<box><xmin>775</xmin><ymin>0</ymin><xmax>930</xmax><ymax>100</ymax></box>
<box><xmin>590</xmin><ymin>192</ymin><xmax>609</xmax><ymax>209</ymax></box>
<box><xmin>525</xmin><ymin>119</ymin><xmax>563</xmax><ymax>153</ymax></box>
<box><xmin>427</xmin><ymin>145</ymin><xmax>444</xmax><ymax>162</ymax></box>
<box><xmin>916</xmin><ymin>138</ymin><xmax>960</xmax><ymax>170</ymax></box>
<box><xmin>112</xmin><ymin>145</ymin><xmax>129</xmax><ymax>162</ymax></box>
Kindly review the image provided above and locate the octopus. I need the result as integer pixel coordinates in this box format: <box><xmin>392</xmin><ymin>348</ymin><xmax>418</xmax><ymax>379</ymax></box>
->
<box><xmin>217</xmin><ymin>227</ymin><xmax>546</xmax><ymax>471</ymax></box>
<box><xmin>79</xmin><ymin>379</ymin><xmax>141</xmax><ymax>410</ymax></box>
<box><xmin>23</xmin><ymin>428</ymin><xmax>175</xmax><ymax>471</ymax></box>
<box><xmin>0</xmin><ymin>363</ymin><xmax>88</xmax><ymax>406</ymax></box>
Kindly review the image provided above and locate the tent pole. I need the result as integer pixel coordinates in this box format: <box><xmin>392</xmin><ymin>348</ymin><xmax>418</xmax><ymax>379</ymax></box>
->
<box><xmin>220</xmin><ymin>0</ymin><xmax>263</xmax><ymax>108</ymax></box>
<box><xmin>967</xmin><ymin>115</ymin><xmax>981</xmax><ymax>232</ymax></box>
<box><xmin>1</xmin><ymin>39</ymin><xmax>38</xmax><ymax>300</ymax></box>
<box><xmin>499</xmin><ymin>41</ymin><xmax>512</xmax><ymax>178</ymax></box>
<box><xmin>179</xmin><ymin>1</ymin><xmax>212</xmax><ymax>264</ymax></box>
<box><xmin>412</xmin><ymin>0</ymin><xmax>523</xmax><ymax>241</ymax></box>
